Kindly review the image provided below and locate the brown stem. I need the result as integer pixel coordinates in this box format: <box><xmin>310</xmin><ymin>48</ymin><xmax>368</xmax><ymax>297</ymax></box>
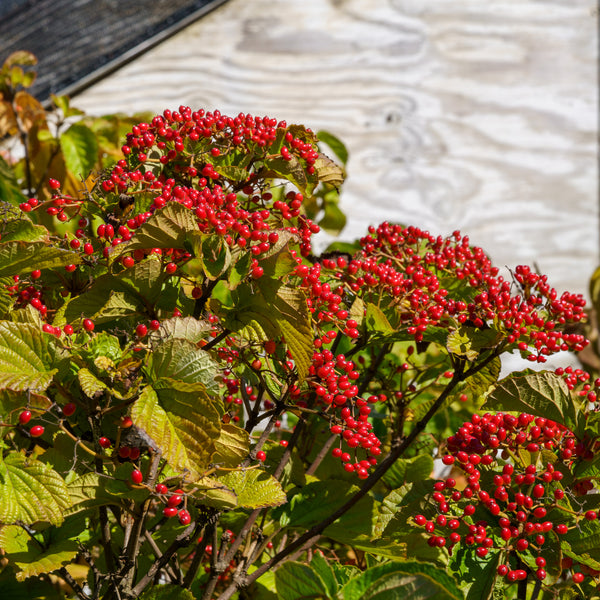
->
<box><xmin>131</xmin><ymin>520</ymin><xmax>202</xmax><ymax>597</ymax></box>
<box><xmin>305</xmin><ymin>433</ymin><xmax>336</xmax><ymax>477</ymax></box>
<box><xmin>59</xmin><ymin>566</ymin><xmax>91</xmax><ymax>600</ymax></box>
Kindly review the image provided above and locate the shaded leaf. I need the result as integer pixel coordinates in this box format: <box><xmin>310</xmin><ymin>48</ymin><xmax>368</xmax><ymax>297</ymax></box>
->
<box><xmin>275</xmin><ymin>561</ymin><xmax>332</xmax><ymax>600</ymax></box>
<box><xmin>484</xmin><ymin>371</ymin><xmax>578</xmax><ymax>431</ymax></box>
<box><xmin>341</xmin><ymin>561</ymin><xmax>463</xmax><ymax>600</ymax></box>
<box><xmin>138</xmin><ymin>585</ymin><xmax>196</xmax><ymax>600</ymax></box>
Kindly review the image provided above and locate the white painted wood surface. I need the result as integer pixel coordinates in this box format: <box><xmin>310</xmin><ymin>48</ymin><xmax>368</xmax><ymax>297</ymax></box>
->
<box><xmin>73</xmin><ymin>0</ymin><xmax>598</xmax><ymax>298</ymax></box>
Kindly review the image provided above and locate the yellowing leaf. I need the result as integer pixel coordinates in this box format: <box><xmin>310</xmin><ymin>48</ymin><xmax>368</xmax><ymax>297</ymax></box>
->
<box><xmin>217</xmin><ymin>469</ymin><xmax>287</xmax><ymax>509</ymax></box>
<box><xmin>0</xmin><ymin>453</ymin><xmax>71</xmax><ymax>526</ymax></box>
<box><xmin>131</xmin><ymin>383</ymin><xmax>221</xmax><ymax>480</ymax></box>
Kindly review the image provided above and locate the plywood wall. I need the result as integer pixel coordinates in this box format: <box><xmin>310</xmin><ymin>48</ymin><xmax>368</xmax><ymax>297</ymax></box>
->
<box><xmin>73</xmin><ymin>0</ymin><xmax>598</xmax><ymax>298</ymax></box>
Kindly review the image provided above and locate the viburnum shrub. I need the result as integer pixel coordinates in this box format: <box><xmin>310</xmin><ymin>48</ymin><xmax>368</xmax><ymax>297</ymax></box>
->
<box><xmin>0</xmin><ymin>53</ymin><xmax>599</xmax><ymax>600</ymax></box>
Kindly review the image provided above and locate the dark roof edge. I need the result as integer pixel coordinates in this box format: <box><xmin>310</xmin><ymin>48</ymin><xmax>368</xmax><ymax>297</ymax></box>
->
<box><xmin>46</xmin><ymin>0</ymin><xmax>229</xmax><ymax>108</ymax></box>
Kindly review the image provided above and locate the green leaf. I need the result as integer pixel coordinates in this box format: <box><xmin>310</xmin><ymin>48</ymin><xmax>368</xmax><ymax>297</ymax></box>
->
<box><xmin>138</xmin><ymin>584</ymin><xmax>196</xmax><ymax>600</ymax></box>
<box><xmin>0</xmin><ymin>321</ymin><xmax>57</xmax><ymax>392</ymax></box>
<box><xmin>110</xmin><ymin>202</ymin><xmax>198</xmax><ymax>259</ymax></box>
<box><xmin>59</xmin><ymin>123</ymin><xmax>98</xmax><ymax>178</ymax></box>
<box><xmin>264</xmin><ymin>155</ymin><xmax>309</xmax><ymax>195</ymax></box>
<box><xmin>0</xmin><ymin>242</ymin><xmax>83</xmax><ymax>278</ymax></box>
<box><xmin>0</xmin><ymin>157</ymin><xmax>29</xmax><ymax>206</ymax></box>
<box><xmin>198</xmin><ymin>234</ymin><xmax>231</xmax><ymax>279</ymax></box>
<box><xmin>365</xmin><ymin>303</ymin><xmax>395</xmax><ymax>335</ymax></box>
<box><xmin>341</xmin><ymin>561</ymin><xmax>463</xmax><ymax>600</ymax></box>
<box><xmin>465</xmin><ymin>552</ymin><xmax>500</xmax><ymax>600</ymax></box>
<box><xmin>0</xmin><ymin>453</ymin><xmax>71</xmax><ymax>525</ymax></box>
<box><xmin>0</xmin><ymin>219</ymin><xmax>48</xmax><ymax>243</ymax></box>
<box><xmin>0</xmin><ymin>566</ymin><xmax>63</xmax><ymax>600</ymax></box>
<box><xmin>447</xmin><ymin>327</ymin><xmax>502</xmax><ymax>361</ymax></box>
<box><xmin>0</xmin><ymin>525</ymin><xmax>77</xmax><ymax>581</ymax></box>
<box><xmin>275</xmin><ymin>561</ymin><xmax>332</xmax><ymax>600</ymax></box>
<box><xmin>382</xmin><ymin>454</ymin><xmax>434</xmax><ymax>489</ymax></box>
<box><xmin>269</xmin><ymin>285</ymin><xmax>312</xmax><ymax>383</ymax></box>
<box><xmin>145</xmin><ymin>339</ymin><xmax>220</xmax><ymax>394</ymax></box>
<box><xmin>149</xmin><ymin>316</ymin><xmax>211</xmax><ymax>347</ymax></box>
<box><xmin>310</xmin><ymin>552</ymin><xmax>339</xmax><ymax>599</ymax></box>
<box><xmin>484</xmin><ymin>371</ymin><xmax>578</xmax><ymax>431</ymax></box>
<box><xmin>317</xmin><ymin>130</ymin><xmax>349</xmax><ymax>165</ymax></box>
<box><xmin>131</xmin><ymin>382</ymin><xmax>221</xmax><ymax>479</ymax></box>
<box><xmin>319</xmin><ymin>199</ymin><xmax>347</xmax><ymax>236</ymax></box>
<box><xmin>212</xmin><ymin>423</ymin><xmax>250</xmax><ymax>468</ymax></box>
<box><xmin>217</xmin><ymin>469</ymin><xmax>287</xmax><ymax>508</ymax></box>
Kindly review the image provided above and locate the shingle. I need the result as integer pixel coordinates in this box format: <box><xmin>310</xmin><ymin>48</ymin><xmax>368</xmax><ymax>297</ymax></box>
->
<box><xmin>0</xmin><ymin>0</ymin><xmax>228</xmax><ymax>104</ymax></box>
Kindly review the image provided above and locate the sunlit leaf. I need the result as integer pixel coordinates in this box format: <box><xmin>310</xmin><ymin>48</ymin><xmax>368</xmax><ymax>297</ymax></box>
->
<box><xmin>0</xmin><ymin>453</ymin><xmax>71</xmax><ymax>525</ymax></box>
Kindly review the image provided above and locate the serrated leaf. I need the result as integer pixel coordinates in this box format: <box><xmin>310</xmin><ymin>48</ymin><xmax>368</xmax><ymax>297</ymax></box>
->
<box><xmin>314</xmin><ymin>153</ymin><xmax>345</xmax><ymax>188</ymax></box>
<box><xmin>212</xmin><ymin>423</ymin><xmax>250</xmax><ymax>468</ymax></box>
<box><xmin>149</xmin><ymin>316</ymin><xmax>211</xmax><ymax>347</ymax></box>
<box><xmin>0</xmin><ymin>321</ymin><xmax>57</xmax><ymax>392</ymax></box>
<box><xmin>0</xmin><ymin>453</ymin><xmax>71</xmax><ymax>525</ymax></box>
<box><xmin>484</xmin><ymin>371</ymin><xmax>578</xmax><ymax>431</ymax></box>
<box><xmin>145</xmin><ymin>339</ymin><xmax>220</xmax><ymax>394</ymax></box>
<box><xmin>0</xmin><ymin>525</ymin><xmax>77</xmax><ymax>581</ymax></box>
<box><xmin>0</xmin><ymin>220</ymin><xmax>49</xmax><ymax>243</ymax></box>
<box><xmin>190</xmin><ymin>476</ymin><xmax>238</xmax><ymax>509</ymax></box>
<box><xmin>217</xmin><ymin>469</ymin><xmax>286</xmax><ymax>508</ymax></box>
<box><xmin>264</xmin><ymin>155</ymin><xmax>309</xmax><ymax>195</ymax></box>
<box><xmin>78</xmin><ymin>368</ymin><xmax>111</xmax><ymax>398</ymax></box>
<box><xmin>0</xmin><ymin>242</ymin><xmax>83</xmax><ymax>278</ymax></box>
<box><xmin>110</xmin><ymin>202</ymin><xmax>198</xmax><ymax>259</ymax></box>
<box><xmin>131</xmin><ymin>383</ymin><xmax>221</xmax><ymax>479</ymax></box>
<box><xmin>341</xmin><ymin>561</ymin><xmax>463</xmax><ymax>600</ymax></box>
<box><xmin>447</xmin><ymin>327</ymin><xmax>503</xmax><ymax>361</ymax></box>
<box><xmin>275</xmin><ymin>561</ymin><xmax>332</xmax><ymax>600</ymax></box>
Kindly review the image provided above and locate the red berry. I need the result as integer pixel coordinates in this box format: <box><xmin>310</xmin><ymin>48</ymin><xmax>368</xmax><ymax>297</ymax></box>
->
<box><xmin>136</xmin><ymin>323</ymin><xmax>148</xmax><ymax>338</ymax></box>
<box><xmin>82</xmin><ymin>318</ymin><xmax>95</xmax><ymax>332</ymax></box>
<box><xmin>155</xmin><ymin>483</ymin><xmax>168</xmax><ymax>495</ymax></box>
<box><xmin>256</xmin><ymin>450</ymin><xmax>266</xmax><ymax>462</ymax></box>
<box><xmin>31</xmin><ymin>269</ymin><xmax>41</xmax><ymax>279</ymax></box>
<box><xmin>48</xmin><ymin>178</ymin><xmax>61</xmax><ymax>190</ymax></box>
<box><xmin>121</xmin><ymin>416</ymin><xmax>133</xmax><ymax>429</ymax></box>
<box><xmin>585</xmin><ymin>510</ymin><xmax>597</xmax><ymax>521</ymax></box>
<box><xmin>63</xmin><ymin>324</ymin><xmax>74</xmax><ymax>335</ymax></box>
<box><xmin>178</xmin><ymin>509</ymin><xmax>191</xmax><ymax>525</ymax></box>
<box><xmin>30</xmin><ymin>425</ymin><xmax>44</xmax><ymax>437</ymax></box>
<box><xmin>84</xmin><ymin>243</ymin><xmax>94</xmax><ymax>255</ymax></box>
<box><xmin>251</xmin><ymin>359</ymin><xmax>262</xmax><ymax>370</ymax></box>
<box><xmin>62</xmin><ymin>402</ymin><xmax>76</xmax><ymax>417</ymax></box>
<box><xmin>131</xmin><ymin>469</ymin><xmax>143</xmax><ymax>484</ymax></box>
<box><xmin>167</xmin><ymin>494</ymin><xmax>183</xmax><ymax>507</ymax></box>
<box><xmin>99</xmin><ymin>437</ymin><xmax>112</xmax><ymax>449</ymax></box>
<box><xmin>163</xmin><ymin>506</ymin><xmax>178</xmax><ymax>518</ymax></box>
<box><xmin>165</xmin><ymin>262</ymin><xmax>177</xmax><ymax>275</ymax></box>
<box><xmin>122</xmin><ymin>256</ymin><xmax>135</xmax><ymax>268</ymax></box>
<box><xmin>572</xmin><ymin>572</ymin><xmax>584</xmax><ymax>583</ymax></box>
<box><xmin>19</xmin><ymin>410</ymin><xmax>32</xmax><ymax>425</ymax></box>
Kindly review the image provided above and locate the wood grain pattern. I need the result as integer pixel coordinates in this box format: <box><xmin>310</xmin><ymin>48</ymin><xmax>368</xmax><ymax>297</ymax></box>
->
<box><xmin>73</xmin><ymin>0</ymin><xmax>598</xmax><ymax>298</ymax></box>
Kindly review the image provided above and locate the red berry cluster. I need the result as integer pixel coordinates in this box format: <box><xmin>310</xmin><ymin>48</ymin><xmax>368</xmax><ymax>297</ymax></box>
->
<box><xmin>412</xmin><ymin>411</ymin><xmax>599</xmax><ymax>586</ymax></box>
<box><xmin>324</xmin><ymin>223</ymin><xmax>586</xmax><ymax>361</ymax></box>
